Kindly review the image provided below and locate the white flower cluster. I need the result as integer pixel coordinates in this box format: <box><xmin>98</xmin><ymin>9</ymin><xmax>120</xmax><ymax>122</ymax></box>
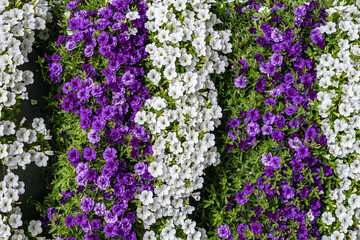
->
<box><xmin>135</xmin><ymin>0</ymin><xmax>231</xmax><ymax>239</ymax></box>
<box><xmin>1</xmin><ymin>118</ymin><xmax>52</xmax><ymax>170</ymax></box>
<box><xmin>0</xmin><ymin>0</ymin><xmax>51</xmax><ymax>104</ymax></box>
<box><xmin>317</xmin><ymin>1</ymin><xmax>360</xmax><ymax>240</ymax></box>
<box><xmin>317</xmin><ymin>5</ymin><xmax>360</xmax><ymax>159</ymax></box>
<box><xmin>321</xmin><ymin>159</ymin><xmax>360</xmax><ymax>240</ymax></box>
<box><xmin>0</xmin><ymin>0</ymin><xmax>52</xmax><ymax>239</ymax></box>
<box><xmin>0</xmin><ymin>171</ymin><xmax>45</xmax><ymax>239</ymax></box>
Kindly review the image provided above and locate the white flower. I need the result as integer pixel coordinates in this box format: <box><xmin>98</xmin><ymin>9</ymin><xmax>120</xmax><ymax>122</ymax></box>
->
<box><xmin>126</xmin><ymin>11</ymin><xmax>140</xmax><ymax>20</ymax></box>
<box><xmin>322</xmin><ymin>212</ymin><xmax>335</xmax><ymax>226</ymax></box>
<box><xmin>350</xmin><ymin>159</ymin><xmax>360</xmax><ymax>173</ymax></box>
<box><xmin>0</xmin><ymin>144</ymin><xmax>8</xmax><ymax>159</ymax></box>
<box><xmin>4</xmin><ymin>172</ymin><xmax>19</xmax><ymax>188</ymax></box>
<box><xmin>0</xmin><ymin>223</ymin><xmax>11</xmax><ymax>238</ymax></box>
<box><xmin>0</xmin><ymin>197</ymin><xmax>12</xmax><ymax>213</ymax></box>
<box><xmin>330</xmin><ymin>231</ymin><xmax>345</xmax><ymax>240</ymax></box>
<box><xmin>324</xmin><ymin>22</ymin><xmax>337</xmax><ymax>34</ymax></box>
<box><xmin>5</xmin><ymin>188</ymin><xmax>19</xmax><ymax>202</ymax></box>
<box><xmin>148</xmin><ymin>162</ymin><xmax>163</xmax><ymax>178</ymax></box>
<box><xmin>135</xmin><ymin>111</ymin><xmax>147</xmax><ymax>125</ymax></box>
<box><xmin>140</xmin><ymin>190</ymin><xmax>154</xmax><ymax>205</ymax></box>
<box><xmin>339</xmin><ymin>103</ymin><xmax>352</xmax><ymax>116</ymax></box>
<box><xmin>348</xmin><ymin>194</ymin><xmax>360</xmax><ymax>208</ymax></box>
<box><xmin>143</xmin><ymin>231</ymin><xmax>156</xmax><ymax>240</ymax></box>
<box><xmin>28</xmin><ymin>220</ymin><xmax>42</xmax><ymax>236</ymax></box>
<box><xmin>8</xmin><ymin>213</ymin><xmax>22</xmax><ymax>228</ymax></box>
<box><xmin>3</xmin><ymin>121</ymin><xmax>15</xmax><ymax>135</ymax></box>
<box><xmin>147</xmin><ymin>69</ymin><xmax>161</xmax><ymax>85</ymax></box>
<box><xmin>161</xmin><ymin>227</ymin><xmax>176</xmax><ymax>240</ymax></box>
<box><xmin>182</xmin><ymin>219</ymin><xmax>196</xmax><ymax>235</ymax></box>
<box><xmin>33</xmin><ymin>152</ymin><xmax>48</xmax><ymax>167</ymax></box>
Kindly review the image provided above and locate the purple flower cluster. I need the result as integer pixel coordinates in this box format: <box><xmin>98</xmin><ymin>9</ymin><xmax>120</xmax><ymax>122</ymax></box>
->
<box><xmin>220</xmin><ymin>1</ymin><xmax>332</xmax><ymax>240</ymax></box>
<box><xmin>44</xmin><ymin>1</ymin><xmax>155</xmax><ymax>239</ymax></box>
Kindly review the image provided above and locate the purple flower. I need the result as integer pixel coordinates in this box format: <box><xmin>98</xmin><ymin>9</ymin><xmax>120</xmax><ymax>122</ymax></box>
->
<box><xmin>310</xmin><ymin>198</ymin><xmax>321</xmax><ymax>210</ymax></box>
<box><xmin>271</xmin><ymin>30</ymin><xmax>283</xmax><ymax>42</ymax></box>
<box><xmin>94</xmin><ymin>203</ymin><xmax>106</xmax><ymax>216</ymax></box>
<box><xmin>49</xmin><ymin>62</ymin><xmax>62</xmax><ymax>77</ymax></box>
<box><xmin>264</xmin><ymin>166</ymin><xmax>274</xmax><ymax>178</ymax></box>
<box><xmin>263</xmin><ymin>113</ymin><xmax>274</xmax><ymax>126</ymax></box>
<box><xmin>247</xmin><ymin>122</ymin><xmax>260</xmax><ymax>136</ymax></box>
<box><xmin>72</xmin><ymin>31</ymin><xmax>84</xmax><ymax>42</ymax></box>
<box><xmin>235</xmin><ymin>76</ymin><xmax>248</xmax><ymax>88</ymax></box>
<box><xmin>265</xmin><ymin>98</ymin><xmax>277</xmax><ymax>107</ymax></box>
<box><xmin>65</xmin><ymin>41</ymin><xmax>77</xmax><ymax>51</ymax></box>
<box><xmin>248</xmin><ymin>108</ymin><xmax>260</xmax><ymax>121</ymax></box>
<box><xmin>300</xmin><ymin>187</ymin><xmax>309</xmax><ymax>199</ymax></box>
<box><xmin>218</xmin><ymin>225</ymin><xmax>232</xmax><ymax>239</ymax></box>
<box><xmin>295</xmin><ymin>5</ymin><xmax>307</xmax><ymax>16</ymax></box>
<box><xmin>83</xmin><ymin>147</ymin><xmax>96</xmax><ymax>161</ymax></box>
<box><xmin>271</xmin><ymin>130</ymin><xmax>284</xmax><ymax>141</ymax></box>
<box><xmin>134</xmin><ymin>162</ymin><xmax>147</xmax><ymax>176</ymax></box>
<box><xmin>81</xmin><ymin>197</ymin><xmax>95</xmax><ymax>212</ymax></box>
<box><xmin>254</xmin><ymin>54</ymin><xmax>263</xmax><ymax>62</ymax></box>
<box><xmin>91</xmin><ymin>219</ymin><xmax>102</xmax><ymax>231</ymax></box>
<box><xmin>122</xmin><ymin>71</ymin><xmax>135</xmax><ymax>85</ymax></box>
<box><xmin>323</xmin><ymin>165</ymin><xmax>332</xmax><ymax>176</ymax></box>
<box><xmin>104</xmin><ymin>223</ymin><xmax>117</xmax><ymax>237</ymax></box>
<box><xmin>274</xmin><ymin>115</ymin><xmax>285</xmax><ymax>128</ymax></box>
<box><xmin>47</xmin><ymin>207</ymin><xmax>58</xmax><ymax>220</ymax></box>
<box><xmin>305</xmin><ymin>127</ymin><xmax>317</xmax><ymax>141</ymax></box>
<box><xmin>84</xmin><ymin>46</ymin><xmax>94</xmax><ymax>57</ymax></box>
<box><xmin>251</xmin><ymin>223</ymin><xmax>262</xmax><ymax>235</ymax></box>
<box><xmin>97</xmin><ymin>175</ymin><xmax>110</xmax><ymax>190</ymax></box>
<box><xmin>255</xmin><ymin>77</ymin><xmax>266</xmax><ymax>91</ymax></box>
<box><xmin>260</xmin><ymin>23</ymin><xmax>270</xmax><ymax>32</ymax></box>
<box><xmin>67</xmin><ymin>149</ymin><xmax>80</xmax><ymax>166</ymax></box>
<box><xmin>284</xmin><ymin>73</ymin><xmax>294</xmax><ymax>84</ymax></box>
<box><xmin>282</xmin><ymin>185</ymin><xmax>295</xmax><ymax>199</ymax></box>
<box><xmin>244</xmin><ymin>182</ymin><xmax>255</xmax><ymax>194</ymax></box>
<box><xmin>103</xmin><ymin>147</ymin><xmax>117</xmax><ymax>161</ymax></box>
<box><xmin>227</xmin><ymin>118</ymin><xmax>241</xmax><ymax>128</ymax></box>
<box><xmin>66</xmin><ymin>1</ymin><xmax>77</xmax><ymax>10</ymax></box>
<box><xmin>65</xmin><ymin>215</ymin><xmax>75</xmax><ymax>228</ymax></box>
<box><xmin>88</xmin><ymin>129</ymin><xmax>100</xmax><ymax>143</ymax></box>
<box><xmin>97</xmin><ymin>32</ymin><xmax>109</xmax><ymax>46</ymax></box>
<box><xmin>235</xmin><ymin>191</ymin><xmax>248</xmax><ymax>204</ymax></box>
<box><xmin>296</xmin><ymin>145</ymin><xmax>310</xmax><ymax>159</ymax></box>
<box><xmin>237</xmin><ymin>224</ymin><xmax>248</xmax><ymax>236</ymax></box>
<box><xmin>270</xmin><ymin>53</ymin><xmax>283</xmax><ymax>66</ymax></box>
<box><xmin>249</xmin><ymin>27</ymin><xmax>257</xmax><ymax>34</ymax></box>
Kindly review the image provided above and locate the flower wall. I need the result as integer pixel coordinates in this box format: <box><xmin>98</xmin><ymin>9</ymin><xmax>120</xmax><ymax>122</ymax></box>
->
<box><xmin>7</xmin><ymin>0</ymin><xmax>360</xmax><ymax>239</ymax></box>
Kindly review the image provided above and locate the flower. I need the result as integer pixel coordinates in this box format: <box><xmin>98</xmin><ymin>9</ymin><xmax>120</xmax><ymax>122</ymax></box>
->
<box><xmin>28</xmin><ymin>220</ymin><xmax>42</xmax><ymax>236</ymax></box>
<box><xmin>218</xmin><ymin>224</ymin><xmax>231</xmax><ymax>239</ymax></box>
<box><xmin>235</xmin><ymin>76</ymin><xmax>248</xmax><ymax>88</ymax></box>
<box><xmin>251</xmin><ymin>223</ymin><xmax>262</xmax><ymax>235</ymax></box>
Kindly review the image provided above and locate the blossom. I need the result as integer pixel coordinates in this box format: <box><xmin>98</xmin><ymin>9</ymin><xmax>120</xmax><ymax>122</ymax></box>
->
<box><xmin>251</xmin><ymin>223</ymin><xmax>262</xmax><ymax>235</ymax></box>
<box><xmin>235</xmin><ymin>76</ymin><xmax>248</xmax><ymax>88</ymax></box>
<box><xmin>218</xmin><ymin>224</ymin><xmax>231</xmax><ymax>239</ymax></box>
<box><xmin>235</xmin><ymin>191</ymin><xmax>248</xmax><ymax>204</ymax></box>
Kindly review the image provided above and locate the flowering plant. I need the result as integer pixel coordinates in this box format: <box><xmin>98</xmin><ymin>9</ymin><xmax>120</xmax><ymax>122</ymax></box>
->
<box><xmin>315</xmin><ymin>1</ymin><xmax>360</xmax><ymax>239</ymax></box>
<box><xmin>133</xmin><ymin>0</ymin><xmax>231</xmax><ymax>239</ymax></box>
<box><xmin>36</xmin><ymin>0</ymin><xmax>155</xmax><ymax>239</ymax></box>
<box><xmin>195</xmin><ymin>0</ymin><xmax>334</xmax><ymax>239</ymax></box>
<box><xmin>0</xmin><ymin>0</ymin><xmax>52</xmax><ymax>239</ymax></box>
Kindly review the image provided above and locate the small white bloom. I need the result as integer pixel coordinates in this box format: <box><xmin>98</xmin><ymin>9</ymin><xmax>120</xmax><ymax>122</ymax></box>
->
<box><xmin>28</xmin><ymin>220</ymin><xmax>42</xmax><ymax>236</ymax></box>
